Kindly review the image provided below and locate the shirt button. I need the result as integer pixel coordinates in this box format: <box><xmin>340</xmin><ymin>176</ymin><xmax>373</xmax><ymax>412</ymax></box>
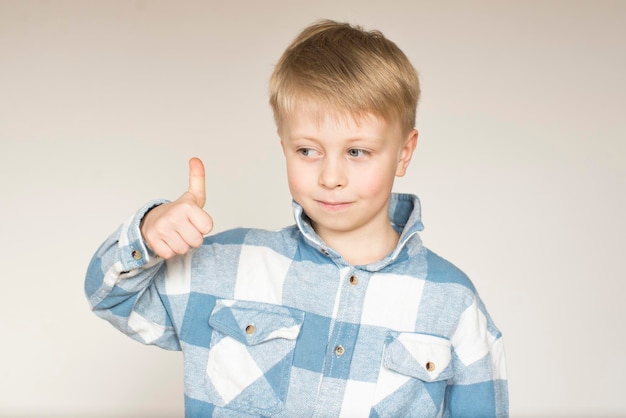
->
<box><xmin>132</xmin><ymin>250</ymin><xmax>142</xmax><ymax>260</ymax></box>
<box><xmin>349</xmin><ymin>275</ymin><xmax>358</xmax><ymax>285</ymax></box>
<box><xmin>334</xmin><ymin>345</ymin><xmax>345</xmax><ymax>356</ymax></box>
<box><xmin>426</xmin><ymin>361</ymin><xmax>436</xmax><ymax>372</ymax></box>
<box><xmin>245</xmin><ymin>324</ymin><xmax>256</xmax><ymax>334</ymax></box>
<box><xmin>320</xmin><ymin>248</ymin><xmax>330</xmax><ymax>256</ymax></box>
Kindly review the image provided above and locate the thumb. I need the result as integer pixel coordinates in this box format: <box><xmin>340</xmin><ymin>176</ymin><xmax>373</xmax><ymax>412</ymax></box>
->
<box><xmin>188</xmin><ymin>157</ymin><xmax>206</xmax><ymax>208</ymax></box>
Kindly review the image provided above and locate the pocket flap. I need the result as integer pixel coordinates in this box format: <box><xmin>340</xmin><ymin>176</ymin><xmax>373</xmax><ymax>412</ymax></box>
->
<box><xmin>383</xmin><ymin>332</ymin><xmax>453</xmax><ymax>382</ymax></box>
<box><xmin>209</xmin><ymin>299</ymin><xmax>304</xmax><ymax>346</ymax></box>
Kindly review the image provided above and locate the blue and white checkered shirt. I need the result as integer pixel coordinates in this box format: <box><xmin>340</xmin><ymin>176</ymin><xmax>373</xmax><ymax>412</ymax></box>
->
<box><xmin>85</xmin><ymin>193</ymin><xmax>508</xmax><ymax>417</ymax></box>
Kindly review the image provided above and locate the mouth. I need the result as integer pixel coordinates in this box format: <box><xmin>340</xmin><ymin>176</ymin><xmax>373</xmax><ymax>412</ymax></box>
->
<box><xmin>315</xmin><ymin>200</ymin><xmax>353</xmax><ymax>211</ymax></box>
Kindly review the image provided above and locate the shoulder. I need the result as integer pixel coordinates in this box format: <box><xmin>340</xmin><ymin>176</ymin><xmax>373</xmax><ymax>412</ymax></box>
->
<box><xmin>423</xmin><ymin>248</ymin><xmax>476</xmax><ymax>293</ymax></box>
<box><xmin>422</xmin><ymin>249</ymin><xmax>503</xmax><ymax>340</ymax></box>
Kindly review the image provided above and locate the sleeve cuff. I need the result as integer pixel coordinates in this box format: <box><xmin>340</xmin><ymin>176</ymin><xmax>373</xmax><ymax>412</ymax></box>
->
<box><xmin>119</xmin><ymin>199</ymin><xmax>169</xmax><ymax>270</ymax></box>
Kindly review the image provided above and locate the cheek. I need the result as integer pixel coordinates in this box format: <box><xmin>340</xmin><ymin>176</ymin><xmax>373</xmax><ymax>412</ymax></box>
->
<box><xmin>353</xmin><ymin>173</ymin><xmax>389</xmax><ymax>199</ymax></box>
<box><xmin>285</xmin><ymin>161</ymin><xmax>309</xmax><ymax>194</ymax></box>
<box><xmin>354</xmin><ymin>162</ymin><xmax>397</xmax><ymax>194</ymax></box>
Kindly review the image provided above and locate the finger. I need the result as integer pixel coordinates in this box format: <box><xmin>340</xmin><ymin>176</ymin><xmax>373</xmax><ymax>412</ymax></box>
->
<box><xmin>149</xmin><ymin>239</ymin><xmax>176</xmax><ymax>260</ymax></box>
<box><xmin>188</xmin><ymin>207</ymin><xmax>214</xmax><ymax>236</ymax></box>
<box><xmin>188</xmin><ymin>157</ymin><xmax>206</xmax><ymax>208</ymax></box>
<box><xmin>162</xmin><ymin>233</ymin><xmax>191</xmax><ymax>256</ymax></box>
<box><xmin>177</xmin><ymin>221</ymin><xmax>206</xmax><ymax>248</ymax></box>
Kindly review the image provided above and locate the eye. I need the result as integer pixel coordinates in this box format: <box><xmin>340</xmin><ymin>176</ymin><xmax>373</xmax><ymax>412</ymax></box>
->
<box><xmin>298</xmin><ymin>148</ymin><xmax>319</xmax><ymax>157</ymax></box>
<box><xmin>348</xmin><ymin>148</ymin><xmax>369</xmax><ymax>158</ymax></box>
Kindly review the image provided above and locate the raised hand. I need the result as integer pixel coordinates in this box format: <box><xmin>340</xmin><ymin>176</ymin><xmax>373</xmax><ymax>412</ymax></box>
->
<box><xmin>140</xmin><ymin>158</ymin><xmax>214</xmax><ymax>259</ymax></box>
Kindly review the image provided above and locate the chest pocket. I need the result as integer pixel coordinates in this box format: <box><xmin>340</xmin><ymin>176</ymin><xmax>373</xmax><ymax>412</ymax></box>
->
<box><xmin>205</xmin><ymin>299</ymin><xmax>304</xmax><ymax>416</ymax></box>
<box><xmin>383</xmin><ymin>332</ymin><xmax>453</xmax><ymax>382</ymax></box>
<box><xmin>372</xmin><ymin>332</ymin><xmax>454</xmax><ymax>418</ymax></box>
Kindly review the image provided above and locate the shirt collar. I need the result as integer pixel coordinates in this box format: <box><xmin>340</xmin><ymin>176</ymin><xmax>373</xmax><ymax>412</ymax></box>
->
<box><xmin>292</xmin><ymin>193</ymin><xmax>424</xmax><ymax>269</ymax></box>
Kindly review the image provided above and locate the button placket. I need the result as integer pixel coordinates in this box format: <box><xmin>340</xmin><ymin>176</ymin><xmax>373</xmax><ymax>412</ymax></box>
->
<box><xmin>322</xmin><ymin>269</ymin><xmax>368</xmax><ymax>378</ymax></box>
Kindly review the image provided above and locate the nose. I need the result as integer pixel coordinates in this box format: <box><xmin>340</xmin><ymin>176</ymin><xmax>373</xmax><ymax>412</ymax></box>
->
<box><xmin>319</xmin><ymin>156</ymin><xmax>347</xmax><ymax>189</ymax></box>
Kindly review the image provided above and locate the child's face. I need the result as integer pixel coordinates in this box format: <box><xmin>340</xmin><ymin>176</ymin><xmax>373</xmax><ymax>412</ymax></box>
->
<box><xmin>279</xmin><ymin>106</ymin><xmax>417</xmax><ymax>242</ymax></box>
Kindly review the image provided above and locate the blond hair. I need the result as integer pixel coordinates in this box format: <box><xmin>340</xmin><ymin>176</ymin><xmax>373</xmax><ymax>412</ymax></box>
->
<box><xmin>269</xmin><ymin>20</ymin><xmax>420</xmax><ymax>133</ymax></box>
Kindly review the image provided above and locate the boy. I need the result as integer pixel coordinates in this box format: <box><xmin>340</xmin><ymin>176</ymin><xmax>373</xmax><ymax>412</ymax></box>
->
<box><xmin>86</xmin><ymin>20</ymin><xmax>508</xmax><ymax>417</ymax></box>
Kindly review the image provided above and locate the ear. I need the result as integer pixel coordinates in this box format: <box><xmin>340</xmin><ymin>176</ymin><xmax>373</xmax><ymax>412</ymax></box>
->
<box><xmin>395</xmin><ymin>129</ymin><xmax>418</xmax><ymax>177</ymax></box>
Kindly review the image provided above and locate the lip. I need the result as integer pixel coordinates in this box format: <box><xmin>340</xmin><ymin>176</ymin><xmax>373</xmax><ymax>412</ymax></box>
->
<box><xmin>315</xmin><ymin>200</ymin><xmax>354</xmax><ymax>211</ymax></box>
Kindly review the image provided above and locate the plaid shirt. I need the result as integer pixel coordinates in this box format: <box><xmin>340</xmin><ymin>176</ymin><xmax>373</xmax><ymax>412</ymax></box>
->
<box><xmin>85</xmin><ymin>193</ymin><xmax>508</xmax><ymax>417</ymax></box>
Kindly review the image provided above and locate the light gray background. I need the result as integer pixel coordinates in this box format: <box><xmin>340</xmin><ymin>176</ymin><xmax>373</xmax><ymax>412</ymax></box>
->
<box><xmin>1</xmin><ymin>1</ymin><xmax>624</xmax><ymax>417</ymax></box>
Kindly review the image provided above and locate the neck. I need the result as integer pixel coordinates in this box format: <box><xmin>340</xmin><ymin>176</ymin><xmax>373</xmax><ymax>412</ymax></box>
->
<box><xmin>313</xmin><ymin>222</ymin><xmax>400</xmax><ymax>266</ymax></box>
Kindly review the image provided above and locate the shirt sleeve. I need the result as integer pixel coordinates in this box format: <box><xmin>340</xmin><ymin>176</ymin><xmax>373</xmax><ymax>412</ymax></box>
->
<box><xmin>84</xmin><ymin>199</ymin><xmax>182</xmax><ymax>351</ymax></box>
<box><xmin>444</xmin><ymin>293</ymin><xmax>509</xmax><ymax>417</ymax></box>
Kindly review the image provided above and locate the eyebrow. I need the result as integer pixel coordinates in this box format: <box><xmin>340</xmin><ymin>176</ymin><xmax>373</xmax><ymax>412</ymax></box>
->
<box><xmin>288</xmin><ymin>133</ymin><xmax>385</xmax><ymax>144</ymax></box>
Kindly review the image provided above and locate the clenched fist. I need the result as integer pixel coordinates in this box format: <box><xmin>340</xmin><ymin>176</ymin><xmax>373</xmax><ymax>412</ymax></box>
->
<box><xmin>140</xmin><ymin>158</ymin><xmax>214</xmax><ymax>259</ymax></box>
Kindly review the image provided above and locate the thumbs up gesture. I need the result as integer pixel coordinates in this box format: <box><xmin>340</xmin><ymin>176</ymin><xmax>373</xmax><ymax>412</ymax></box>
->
<box><xmin>140</xmin><ymin>158</ymin><xmax>214</xmax><ymax>259</ymax></box>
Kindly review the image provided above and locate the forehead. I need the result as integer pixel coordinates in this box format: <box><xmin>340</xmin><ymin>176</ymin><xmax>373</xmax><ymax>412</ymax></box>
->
<box><xmin>279</xmin><ymin>107</ymin><xmax>408</xmax><ymax>150</ymax></box>
<box><xmin>281</xmin><ymin>99</ymin><xmax>389</xmax><ymax>133</ymax></box>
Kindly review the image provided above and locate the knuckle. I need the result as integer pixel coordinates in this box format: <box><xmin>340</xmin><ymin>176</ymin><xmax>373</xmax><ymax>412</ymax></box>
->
<box><xmin>175</xmin><ymin>245</ymin><xmax>191</xmax><ymax>255</ymax></box>
<box><xmin>159</xmin><ymin>247</ymin><xmax>175</xmax><ymax>260</ymax></box>
<box><xmin>191</xmin><ymin>235</ymin><xmax>204</xmax><ymax>248</ymax></box>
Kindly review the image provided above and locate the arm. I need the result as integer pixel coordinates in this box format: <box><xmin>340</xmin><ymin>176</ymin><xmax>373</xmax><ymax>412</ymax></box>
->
<box><xmin>84</xmin><ymin>158</ymin><xmax>213</xmax><ymax>349</ymax></box>
<box><xmin>444</xmin><ymin>295</ymin><xmax>509</xmax><ymax>418</ymax></box>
